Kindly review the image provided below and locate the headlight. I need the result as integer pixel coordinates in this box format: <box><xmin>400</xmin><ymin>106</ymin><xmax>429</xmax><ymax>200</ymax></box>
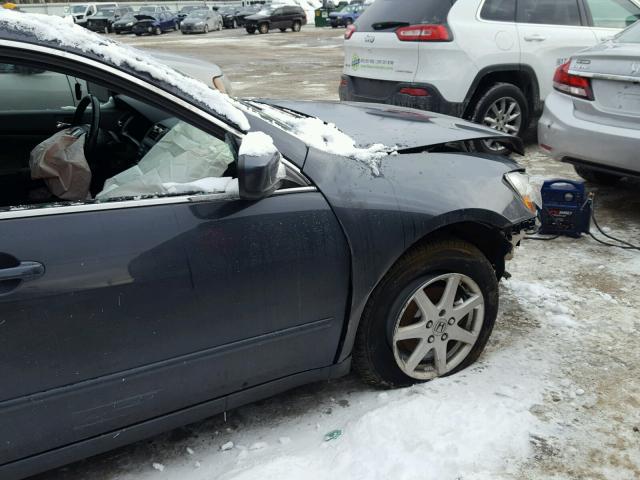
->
<box><xmin>196</xmin><ymin>21</ymin><xmax>205</xmax><ymax>26</ymax></box>
<box><xmin>504</xmin><ymin>171</ymin><xmax>537</xmax><ymax>213</ymax></box>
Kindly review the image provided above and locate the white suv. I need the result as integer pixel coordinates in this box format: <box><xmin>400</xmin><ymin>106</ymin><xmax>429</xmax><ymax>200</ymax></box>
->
<box><xmin>339</xmin><ymin>0</ymin><xmax>640</xmax><ymax>153</ymax></box>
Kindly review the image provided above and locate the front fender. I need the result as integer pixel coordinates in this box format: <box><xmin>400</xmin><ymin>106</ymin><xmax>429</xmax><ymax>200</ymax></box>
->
<box><xmin>303</xmin><ymin>149</ymin><xmax>534</xmax><ymax>363</ymax></box>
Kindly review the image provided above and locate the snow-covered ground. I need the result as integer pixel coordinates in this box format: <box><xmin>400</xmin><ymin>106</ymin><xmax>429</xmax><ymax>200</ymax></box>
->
<box><xmin>35</xmin><ymin>27</ymin><xmax>640</xmax><ymax>480</ymax></box>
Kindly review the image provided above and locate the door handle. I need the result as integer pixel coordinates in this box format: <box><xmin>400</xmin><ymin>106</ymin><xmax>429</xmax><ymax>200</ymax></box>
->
<box><xmin>524</xmin><ymin>35</ymin><xmax>546</xmax><ymax>42</ymax></box>
<box><xmin>0</xmin><ymin>261</ymin><xmax>45</xmax><ymax>282</ymax></box>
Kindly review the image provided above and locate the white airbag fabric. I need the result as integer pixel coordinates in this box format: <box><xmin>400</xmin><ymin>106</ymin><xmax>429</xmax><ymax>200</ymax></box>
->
<box><xmin>97</xmin><ymin>121</ymin><xmax>234</xmax><ymax>200</ymax></box>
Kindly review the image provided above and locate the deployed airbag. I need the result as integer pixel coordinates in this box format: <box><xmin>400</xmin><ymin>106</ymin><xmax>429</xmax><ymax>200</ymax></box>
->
<box><xmin>97</xmin><ymin>121</ymin><xmax>234</xmax><ymax>200</ymax></box>
<box><xmin>29</xmin><ymin>127</ymin><xmax>91</xmax><ymax>201</ymax></box>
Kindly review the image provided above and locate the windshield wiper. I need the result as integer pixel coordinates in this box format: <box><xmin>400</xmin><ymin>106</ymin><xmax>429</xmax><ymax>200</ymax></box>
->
<box><xmin>371</xmin><ymin>21</ymin><xmax>410</xmax><ymax>30</ymax></box>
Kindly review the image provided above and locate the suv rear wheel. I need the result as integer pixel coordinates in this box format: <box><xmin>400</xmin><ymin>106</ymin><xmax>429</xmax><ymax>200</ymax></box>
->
<box><xmin>292</xmin><ymin>20</ymin><xmax>301</xmax><ymax>32</ymax></box>
<box><xmin>469</xmin><ymin>83</ymin><xmax>528</xmax><ymax>155</ymax></box>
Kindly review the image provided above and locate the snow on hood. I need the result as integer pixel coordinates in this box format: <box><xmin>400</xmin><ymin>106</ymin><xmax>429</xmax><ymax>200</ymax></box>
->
<box><xmin>0</xmin><ymin>10</ymin><xmax>249</xmax><ymax>131</ymax></box>
<box><xmin>242</xmin><ymin>101</ymin><xmax>395</xmax><ymax>176</ymax></box>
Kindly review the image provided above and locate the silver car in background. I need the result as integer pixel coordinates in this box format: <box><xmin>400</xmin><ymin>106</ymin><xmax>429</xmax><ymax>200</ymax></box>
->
<box><xmin>180</xmin><ymin>9</ymin><xmax>223</xmax><ymax>34</ymax></box>
<box><xmin>539</xmin><ymin>20</ymin><xmax>640</xmax><ymax>184</ymax></box>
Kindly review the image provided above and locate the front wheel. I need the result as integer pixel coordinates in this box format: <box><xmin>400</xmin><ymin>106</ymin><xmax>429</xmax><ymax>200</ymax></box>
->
<box><xmin>246</xmin><ymin>26</ymin><xmax>256</xmax><ymax>34</ymax></box>
<box><xmin>154</xmin><ymin>26</ymin><xmax>162</xmax><ymax>35</ymax></box>
<box><xmin>469</xmin><ymin>83</ymin><xmax>528</xmax><ymax>155</ymax></box>
<box><xmin>353</xmin><ymin>238</ymin><xmax>498</xmax><ymax>388</ymax></box>
<box><xmin>258</xmin><ymin>22</ymin><xmax>269</xmax><ymax>34</ymax></box>
<box><xmin>204</xmin><ymin>24</ymin><xmax>209</xmax><ymax>33</ymax></box>
<box><xmin>574</xmin><ymin>166</ymin><xmax>621</xmax><ymax>185</ymax></box>
<box><xmin>292</xmin><ymin>20</ymin><xmax>301</xmax><ymax>32</ymax></box>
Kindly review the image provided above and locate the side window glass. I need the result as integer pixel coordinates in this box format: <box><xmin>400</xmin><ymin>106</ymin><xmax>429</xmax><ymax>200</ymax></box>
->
<box><xmin>0</xmin><ymin>64</ymin><xmax>75</xmax><ymax>110</ymax></box>
<box><xmin>517</xmin><ymin>0</ymin><xmax>582</xmax><ymax>26</ymax></box>
<box><xmin>0</xmin><ymin>63</ymin><xmax>239</xmax><ymax>210</ymax></box>
<box><xmin>480</xmin><ymin>0</ymin><xmax>516</xmax><ymax>22</ymax></box>
<box><xmin>585</xmin><ymin>0</ymin><xmax>640</xmax><ymax>28</ymax></box>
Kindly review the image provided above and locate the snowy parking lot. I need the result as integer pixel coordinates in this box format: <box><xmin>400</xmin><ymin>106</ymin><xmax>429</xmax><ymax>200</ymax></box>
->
<box><xmin>33</xmin><ymin>26</ymin><xmax>640</xmax><ymax>480</ymax></box>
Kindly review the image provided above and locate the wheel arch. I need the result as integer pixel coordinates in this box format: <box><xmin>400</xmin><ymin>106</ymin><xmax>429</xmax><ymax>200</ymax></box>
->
<box><xmin>335</xmin><ymin>214</ymin><xmax>514</xmax><ymax>365</ymax></box>
<box><xmin>463</xmin><ymin>65</ymin><xmax>541</xmax><ymax>119</ymax></box>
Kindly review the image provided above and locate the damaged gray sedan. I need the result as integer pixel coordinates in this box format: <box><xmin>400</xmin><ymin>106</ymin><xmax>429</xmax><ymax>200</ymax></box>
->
<box><xmin>0</xmin><ymin>11</ymin><xmax>535</xmax><ymax>480</ymax></box>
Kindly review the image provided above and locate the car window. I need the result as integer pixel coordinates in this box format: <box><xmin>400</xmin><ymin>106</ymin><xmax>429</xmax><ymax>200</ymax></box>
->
<box><xmin>584</xmin><ymin>0</ymin><xmax>640</xmax><ymax>28</ymax></box>
<box><xmin>615</xmin><ymin>19</ymin><xmax>640</xmax><ymax>40</ymax></box>
<box><xmin>480</xmin><ymin>0</ymin><xmax>516</xmax><ymax>22</ymax></box>
<box><xmin>0</xmin><ymin>62</ymin><xmax>238</xmax><ymax>210</ymax></box>
<box><xmin>0</xmin><ymin>64</ymin><xmax>76</xmax><ymax>111</ymax></box>
<box><xmin>355</xmin><ymin>0</ymin><xmax>457</xmax><ymax>32</ymax></box>
<box><xmin>517</xmin><ymin>0</ymin><xmax>582</xmax><ymax>26</ymax></box>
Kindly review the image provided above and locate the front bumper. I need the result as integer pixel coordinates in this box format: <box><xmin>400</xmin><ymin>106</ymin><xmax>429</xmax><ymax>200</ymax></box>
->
<box><xmin>181</xmin><ymin>24</ymin><xmax>206</xmax><ymax>33</ymax></box>
<box><xmin>114</xmin><ymin>25</ymin><xmax>133</xmax><ymax>33</ymax></box>
<box><xmin>86</xmin><ymin>20</ymin><xmax>110</xmax><ymax>32</ymax></box>
<box><xmin>339</xmin><ymin>75</ymin><xmax>464</xmax><ymax>117</ymax></box>
<box><xmin>538</xmin><ymin>91</ymin><xmax>640</xmax><ymax>175</ymax></box>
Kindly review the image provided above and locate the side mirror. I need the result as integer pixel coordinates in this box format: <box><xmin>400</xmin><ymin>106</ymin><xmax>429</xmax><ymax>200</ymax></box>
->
<box><xmin>237</xmin><ymin>133</ymin><xmax>282</xmax><ymax>200</ymax></box>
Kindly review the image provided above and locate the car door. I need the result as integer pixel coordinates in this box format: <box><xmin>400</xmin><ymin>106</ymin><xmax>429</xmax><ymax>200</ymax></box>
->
<box><xmin>0</xmin><ymin>68</ymin><xmax>350</xmax><ymax>467</ymax></box>
<box><xmin>583</xmin><ymin>0</ymin><xmax>640</xmax><ymax>42</ymax></box>
<box><xmin>272</xmin><ymin>7</ymin><xmax>286</xmax><ymax>28</ymax></box>
<box><xmin>516</xmin><ymin>0</ymin><xmax>598</xmax><ymax>100</ymax></box>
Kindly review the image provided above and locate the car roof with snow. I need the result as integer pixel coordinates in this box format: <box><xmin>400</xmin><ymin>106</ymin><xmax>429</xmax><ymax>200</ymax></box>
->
<box><xmin>0</xmin><ymin>10</ymin><xmax>249</xmax><ymax>131</ymax></box>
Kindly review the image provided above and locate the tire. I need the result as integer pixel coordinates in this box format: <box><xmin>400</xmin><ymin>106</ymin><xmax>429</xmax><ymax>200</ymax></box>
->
<box><xmin>353</xmin><ymin>237</ymin><xmax>498</xmax><ymax>389</ymax></box>
<box><xmin>331</xmin><ymin>24</ymin><xmax>338</xmax><ymax>28</ymax></box>
<box><xmin>574</xmin><ymin>166</ymin><xmax>621</xmax><ymax>185</ymax></box>
<box><xmin>279</xmin><ymin>27</ymin><xmax>287</xmax><ymax>32</ymax></box>
<box><xmin>154</xmin><ymin>26</ymin><xmax>162</xmax><ymax>35</ymax></box>
<box><xmin>468</xmin><ymin>83</ymin><xmax>529</xmax><ymax>156</ymax></box>
<box><xmin>233</xmin><ymin>19</ymin><xmax>237</xmax><ymax>28</ymax></box>
<box><xmin>135</xmin><ymin>32</ymin><xmax>142</xmax><ymax>36</ymax></box>
<box><xmin>292</xmin><ymin>20</ymin><xmax>301</xmax><ymax>32</ymax></box>
<box><xmin>204</xmin><ymin>24</ymin><xmax>209</xmax><ymax>33</ymax></box>
<box><xmin>246</xmin><ymin>27</ymin><xmax>256</xmax><ymax>34</ymax></box>
<box><xmin>258</xmin><ymin>22</ymin><xmax>269</xmax><ymax>34</ymax></box>
<box><xmin>181</xmin><ymin>30</ymin><xmax>187</xmax><ymax>34</ymax></box>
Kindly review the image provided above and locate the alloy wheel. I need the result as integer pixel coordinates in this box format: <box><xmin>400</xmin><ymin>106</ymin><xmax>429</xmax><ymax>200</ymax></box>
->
<box><xmin>392</xmin><ymin>273</ymin><xmax>485</xmax><ymax>380</ymax></box>
<box><xmin>481</xmin><ymin>96</ymin><xmax>522</xmax><ymax>152</ymax></box>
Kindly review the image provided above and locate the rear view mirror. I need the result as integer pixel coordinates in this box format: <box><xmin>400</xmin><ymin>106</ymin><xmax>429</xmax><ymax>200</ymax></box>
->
<box><xmin>237</xmin><ymin>132</ymin><xmax>282</xmax><ymax>200</ymax></box>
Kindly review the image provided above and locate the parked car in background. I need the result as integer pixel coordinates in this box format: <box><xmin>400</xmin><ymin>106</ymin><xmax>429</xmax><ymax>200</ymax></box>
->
<box><xmin>218</xmin><ymin>5</ymin><xmax>240</xmax><ymax>28</ymax></box>
<box><xmin>0</xmin><ymin>14</ymin><xmax>536</xmax><ymax>479</ymax></box>
<box><xmin>180</xmin><ymin>9</ymin><xmax>222</xmax><ymax>34</ymax></box>
<box><xmin>234</xmin><ymin>4</ymin><xmax>261</xmax><ymax>26</ymax></box>
<box><xmin>539</xmin><ymin>20</ymin><xmax>640</xmax><ymax>184</ymax></box>
<box><xmin>132</xmin><ymin>11</ymin><xmax>177</xmax><ymax>36</ymax></box>
<box><xmin>112</xmin><ymin>11</ymin><xmax>136</xmax><ymax>33</ymax></box>
<box><xmin>329</xmin><ymin>3</ymin><xmax>365</xmax><ymax>28</ymax></box>
<box><xmin>245</xmin><ymin>5</ymin><xmax>306</xmax><ymax>34</ymax></box>
<box><xmin>137</xmin><ymin>4</ymin><xmax>171</xmax><ymax>15</ymax></box>
<box><xmin>85</xmin><ymin>5</ymin><xmax>133</xmax><ymax>33</ymax></box>
<box><xmin>340</xmin><ymin>0</ymin><xmax>640</xmax><ymax>154</ymax></box>
<box><xmin>65</xmin><ymin>2</ymin><xmax>117</xmax><ymax>26</ymax></box>
<box><xmin>176</xmin><ymin>4</ymin><xmax>204</xmax><ymax>26</ymax></box>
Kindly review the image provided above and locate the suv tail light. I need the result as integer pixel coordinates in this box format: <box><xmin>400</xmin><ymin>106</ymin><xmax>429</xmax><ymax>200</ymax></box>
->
<box><xmin>345</xmin><ymin>24</ymin><xmax>356</xmax><ymax>39</ymax></box>
<box><xmin>395</xmin><ymin>24</ymin><xmax>451</xmax><ymax>42</ymax></box>
<box><xmin>553</xmin><ymin>61</ymin><xmax>594</xmax><ymax>100</ymax></box>
<box><xmin>399</xmin><ymin>87</ymin><xmax>429</xmax><ymax>97</ymax></box>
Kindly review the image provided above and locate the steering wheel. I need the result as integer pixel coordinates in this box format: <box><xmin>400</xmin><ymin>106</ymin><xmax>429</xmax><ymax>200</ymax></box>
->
<box><xmin>72</xmin><ymin>95</ymin><xmax>101</xmax><ymax>157</ymax></box>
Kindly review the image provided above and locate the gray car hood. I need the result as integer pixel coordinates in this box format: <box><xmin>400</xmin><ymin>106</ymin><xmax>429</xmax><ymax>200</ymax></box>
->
<box><xmin>259</xmin><ymin>100</ymin><xmax>523</xmax><ymax>153</ymax></box>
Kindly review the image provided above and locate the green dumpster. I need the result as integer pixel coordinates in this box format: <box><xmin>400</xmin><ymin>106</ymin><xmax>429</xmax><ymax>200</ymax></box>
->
<box><xmin>314</xmin><ymin>8</ymin><xmax>331</xmax><ymax>27</ymax></box>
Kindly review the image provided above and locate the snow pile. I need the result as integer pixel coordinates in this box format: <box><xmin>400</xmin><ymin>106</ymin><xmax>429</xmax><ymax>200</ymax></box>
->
<box><xmin>244</xmin><ymin>102</ymin><xmax>394</xmax><ymax>175</ymax></box>
<box><xmin>0</xmin><ymin>10</ymin><xmax>249</xmax><ymax>130</ymax></box>
<box><xmin>505</xmin><ymin>279</ymin><xmax>583</xmax><ymax>329</ymax></box>
<box><xmin>238</xmin><ymin>131</ymin><xmax>277</xmax><ymax>157</ymax></box>
<box><xmin>163</xmin><ymin>177</ymin><xmax>237</xmax><ymax>195</ymax></box>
